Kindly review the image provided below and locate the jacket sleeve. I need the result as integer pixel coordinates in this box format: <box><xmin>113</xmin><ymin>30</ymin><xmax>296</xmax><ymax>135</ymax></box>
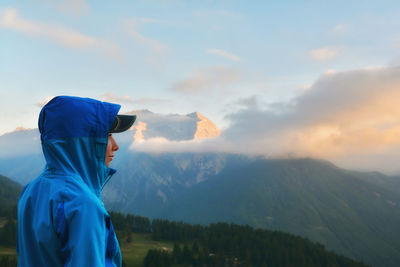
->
<box><xmin>59</xmin><ymin>194</ymin><xmax>107</xmax><ymax>266</ymax></box>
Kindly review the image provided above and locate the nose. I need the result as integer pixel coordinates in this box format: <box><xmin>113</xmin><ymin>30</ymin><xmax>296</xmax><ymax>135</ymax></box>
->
<box><xmin>113</xmin><ymin>141</ymin><xmax>119</xmax><ymax>152</ymax></box>
<box><xmin>110</xmin><ymin>136</ymin><xmax>119</xmax><ymax>152</ymax></box>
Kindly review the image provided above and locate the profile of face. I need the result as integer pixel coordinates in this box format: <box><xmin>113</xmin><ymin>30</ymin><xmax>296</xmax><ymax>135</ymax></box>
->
<box><xmin>105</xmin><ymin>134</ymin><xmax>119</xmax><ymax>167</ymax></box>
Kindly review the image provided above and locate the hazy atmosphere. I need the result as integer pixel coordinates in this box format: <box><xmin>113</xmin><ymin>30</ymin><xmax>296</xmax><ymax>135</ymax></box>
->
<box><xmin>1</xmin><ymin>0</ymin><xmax>400</xmax><ymax>173</ymax></box>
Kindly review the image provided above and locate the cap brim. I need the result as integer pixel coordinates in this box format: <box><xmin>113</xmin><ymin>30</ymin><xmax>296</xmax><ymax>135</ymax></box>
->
<box><xmin>110</xmin><ymin>115</ymin><xmax>136</xmax><ymax>133</ymax></box>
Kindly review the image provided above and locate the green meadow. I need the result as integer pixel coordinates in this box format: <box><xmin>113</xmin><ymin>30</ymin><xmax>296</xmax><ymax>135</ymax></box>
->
<box><xmin>0</xmin><ymin>230</ymin><xmax>172</xmax><ymax>267</ymax></box>
<box><xmin>118</xmin><ymin>232</ymin><xmax>173</xmax><ymax>267</ymax></box>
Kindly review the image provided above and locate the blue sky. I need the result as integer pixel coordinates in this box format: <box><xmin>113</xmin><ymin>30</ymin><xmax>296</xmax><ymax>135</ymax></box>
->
<box><xmin>1</xmin><ymin>1</ymin><xmax>400</xmax><ymax>172</ymax></box>
<box><xmin>1</xmin><ymin>0</ymin><xmax>398</xmax><ymax>133</ymax></box>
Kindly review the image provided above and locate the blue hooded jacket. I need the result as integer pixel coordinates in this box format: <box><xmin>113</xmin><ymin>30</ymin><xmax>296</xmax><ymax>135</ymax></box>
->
<box><xmin>17</xmin><ymin>96</ymin><xmax>122</xmax><ymax>266</ymax></box>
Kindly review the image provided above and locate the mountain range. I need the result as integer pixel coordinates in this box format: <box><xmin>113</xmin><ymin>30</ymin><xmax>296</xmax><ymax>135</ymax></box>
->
<box><xmin>103</xmin><ymin>153</ymin><xmax>400</xmax><ymax>267</ymax></box>
<box><xmin>0</xmin><ymin>174</ymin><xmax>369</xmax><ymax>267</ymax></box>
<box><xmin>1</xmin><ymin>110</ymin><xmax>400</xmax><ymax>267</ymax></box>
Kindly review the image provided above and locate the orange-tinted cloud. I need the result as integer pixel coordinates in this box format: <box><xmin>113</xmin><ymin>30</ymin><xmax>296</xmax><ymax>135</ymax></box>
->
<box><xmin>224</xmin><ymin>66</ymin><xmax>400</xmax><ymax>172</ymax></box>
<box><xmin>170</xmin><ymin>66</ymin><xmax>241</xmax><ymax>94</ymax></box>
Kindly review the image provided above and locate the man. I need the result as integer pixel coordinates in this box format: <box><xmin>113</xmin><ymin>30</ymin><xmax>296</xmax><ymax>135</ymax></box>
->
<box><xmin>17</xmin><ymin>96</ymin><xmax>136</xmax><ymax>266</ymax></box>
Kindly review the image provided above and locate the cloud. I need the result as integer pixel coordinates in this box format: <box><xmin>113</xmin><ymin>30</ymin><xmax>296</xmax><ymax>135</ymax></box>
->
<box><xmin>324</xmin><ymin>69</ymin><xmax>337</xmax><ymax>75</ymax></box>
<box><xmin>41</xmin><ymin>0</ymin><xmax>90</xmax><ymax>17</ymax></box>
<box><xmin>100</xmin><ymin>93</ymin><xmax>171</xmax><ymax>106</ymax></box>
<box><xmin>131</xmin><ymin>16</ymin><xmax>163</xmax><ymax>24</ymax></box>
<box><xmin>124</xmin><ymin>18</ymin><xmax>168</xmax><ymax>65</ymax></box>
<box><xmin>223</xmin><ymin>66</ymin><xmax>400</xmax><ymax>173</ymax></box>
<box><xmin>131</xmin><ymin>98</ymin><xmax>172</xmax><ymax>105</ymax></box>
<box><xmin>206</xmin><ymin>48</ymin><xmax>240</xmax><ymax>61</ymax></box>
<box><xmin>0</xmin><ymin>8</ymin><xmax>120</xmax><ymax>58</ymax></box>
<box><xmin>299</xmin><ymin>83</ymin><xmax>313</xmax><ymax>91</ymax></box>
<box><xmin>170</xmin><ymin>66</ymin><xmax>241</xmax><ymax>94</ymax></box>
<box><xmin>130</xmin><ymin>137</ymin><xmax>232</xmax><ymax>154</ymax></box>
<box><xmin>332</xmin><ymin>24</ymin><xmax>348</xmax><ymax>34</ymax></box>
<box><xmin>99</xmin><ymin>93</ymin><xmax>134</xmax><ymax>104</ymax></box>
<box><xmin>309</xmin><ymin>47</ymin><xmax>339</xmax><ymax>61</ymax></box>
<box><xmin>195</xmin><ymin>9</ymin><xmax>243</xmax><ymax>19</ymax></box>
<box><xmin>36</xmin><ymin>96</ymin><xmax>55</xmax><ymax>107</ymax></box>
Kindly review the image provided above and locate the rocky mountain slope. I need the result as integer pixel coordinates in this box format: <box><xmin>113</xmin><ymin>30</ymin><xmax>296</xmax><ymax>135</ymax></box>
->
<box><xmin>125</xmin><ymin>109</ymin><xmax>220</xmax><ymax>141</ymax></box>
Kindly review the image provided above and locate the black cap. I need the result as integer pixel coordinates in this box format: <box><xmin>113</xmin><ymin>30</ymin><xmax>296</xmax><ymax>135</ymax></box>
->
<box><xmin>110</xmin><ymin>115</ymin><xmax>136</xmax><ymax>133</ymax></box>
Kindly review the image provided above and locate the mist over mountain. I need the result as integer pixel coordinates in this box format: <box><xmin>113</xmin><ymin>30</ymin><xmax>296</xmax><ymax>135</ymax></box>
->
<box><xmin>0</xmin><ymin>128</ymin><xmax>40</xmax><ymax>158</ymax></box>
<box><xmin>0</xmin><ymin>129</ymin><xmax>44</xmax><ymax>184</ymax></box>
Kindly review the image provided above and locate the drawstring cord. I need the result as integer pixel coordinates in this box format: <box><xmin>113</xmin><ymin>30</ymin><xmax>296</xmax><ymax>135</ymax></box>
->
<box><xmin>101</xmin><ymin>168</ymin><xmax>116</xmax><ymax>191</ymax></box>
<box><xmin>102</xmin><ymin>173</ymin><xmax>112</xmax><ymax>191</ymax></box>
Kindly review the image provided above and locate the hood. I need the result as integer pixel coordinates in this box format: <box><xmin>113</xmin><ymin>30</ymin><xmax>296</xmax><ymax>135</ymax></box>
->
<box><xmin>38</xmin><ymin>96</ymin><xmax>120</xmax><ymax>197</ymax></box>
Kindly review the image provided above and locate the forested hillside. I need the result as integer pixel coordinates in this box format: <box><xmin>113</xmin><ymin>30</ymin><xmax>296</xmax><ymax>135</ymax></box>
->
<box><xmin>154</xmin><ymin>158</ymin><xmax>400</xmax><ymax>266</ymax></box>
<box><xmin>0</xmin><ymin>174</ymin><xmax>21</xmax><ymax>267</ymax></box>
<box><xmin>0</xmin><ymin>175</ymin><xmax>22</xmax><ymax>218</ymax></box>
<box><xmin>110</xmin><ymin>212</ymin><xmax>368</xmax><ymax>267</ymax></box>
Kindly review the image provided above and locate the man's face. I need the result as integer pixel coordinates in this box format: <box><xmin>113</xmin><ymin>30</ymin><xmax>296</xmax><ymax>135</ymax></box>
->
<box><xmin>106</xmin><ymin>134</ymin><xmax>119</xmax><ymax>167</ymax></box>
